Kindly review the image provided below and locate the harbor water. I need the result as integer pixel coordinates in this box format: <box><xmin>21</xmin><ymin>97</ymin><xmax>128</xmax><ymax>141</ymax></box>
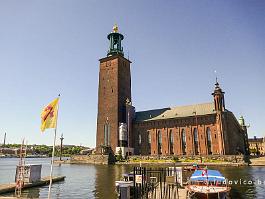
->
<box><xmin>0</xmin><ymin>158</ymin><xmax>264</xmax><ymax>199</ymax></box>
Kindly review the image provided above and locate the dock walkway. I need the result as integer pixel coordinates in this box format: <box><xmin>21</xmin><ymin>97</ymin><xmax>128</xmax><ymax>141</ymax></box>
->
<box><xmin>147</xmin><ymin>183</ymin><xmax>187</xmax><ymax>199</ymax></box>
<box><xmin>0</xmin><ymin>176</ymin><xmax>65</xmax><ymax>195</ymax></box>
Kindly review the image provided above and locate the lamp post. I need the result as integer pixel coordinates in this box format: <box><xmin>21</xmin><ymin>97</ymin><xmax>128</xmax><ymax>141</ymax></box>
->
<box><xmin>60</xmin><ymin>134</ymin><xmax>64</xmax><ymax>161</ymax></box>
<box><xmin>3</xmin><ymin>132</ymin><xmax>6</xmax><ymax>147</ymax></box>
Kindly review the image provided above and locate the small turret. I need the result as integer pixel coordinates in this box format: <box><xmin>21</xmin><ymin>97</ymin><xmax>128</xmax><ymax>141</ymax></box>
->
<box><xmin>212</xmin><ymin>80</ymin><xmax>225</xmax><ymax>112</ymax></box>
<box><xmin>238</xmin><ymin>115</ymin><xmax>250</xmax><ymax>155</ymax></box>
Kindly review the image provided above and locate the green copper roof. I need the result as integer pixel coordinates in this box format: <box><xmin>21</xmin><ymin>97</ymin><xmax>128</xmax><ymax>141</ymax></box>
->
<box><xmin>135</xmin><ymin>102</ymin><xmax>216</xmax><ymax>122</ymax></box>
<box><xmin>238</xmin><ymin>116</ymin><xmax>245</xmax><ymax>126</ymax></box>
<box><xmin>107</xmin><ymin>25</ymin><xmax>124</xmax><ymax>57</ymax></box>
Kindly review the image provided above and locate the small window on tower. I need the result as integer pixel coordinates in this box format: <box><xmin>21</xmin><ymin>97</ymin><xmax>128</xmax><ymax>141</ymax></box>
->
<box><xmin>112</xmin><ymin>88</ymin><xmax>114</xmax><ymax>93</ymax></box>
<box><xmin>107</xmin><ymin>61</ymin><xmax>111</xmax><ymax>67</ymax></box>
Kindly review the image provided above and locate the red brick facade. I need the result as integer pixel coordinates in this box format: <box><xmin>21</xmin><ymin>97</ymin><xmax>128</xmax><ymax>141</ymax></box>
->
<box><xmin>96</xmin><ymin>27</ymin><xmax>249</xmax><ymax>156</ymax></box>
<box><xmin>132</xmin><ymin>111</ymin><xmax>248</xmax><ymax>156</ymax></box>
<box><xmin>96</xmin><ymin>55</ymin><xmax>131</xmax><ymax>153</ymax></box>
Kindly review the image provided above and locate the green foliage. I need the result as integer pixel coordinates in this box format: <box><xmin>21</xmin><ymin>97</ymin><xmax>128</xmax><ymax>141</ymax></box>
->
<box><xmin>172</xmin><ymin>156</ymin><xmax>179</xmax><ymax>162</ymax></box>
<box><xmin>250</xmin><ymin>148</ymin><xmax>257</xmax><ymax>153</ymax></box>
<box><xmin>3</xmin><ymin>144</ymin><xmax>21</xmax><ymax>148</ymax></box>
<box><xmin>1</xmin><ymin>143</ymin><xmax>86</xmax><ymax>157</ymax></box>
<box><xmin>34</xmin><ymin>145</ymin><xmax>52</xmax><ymax>155</ymax></box>
<box><xmin>61</xmin><ymin>146</ymin><xmax>83</xmax><ymax>156</ymax></box>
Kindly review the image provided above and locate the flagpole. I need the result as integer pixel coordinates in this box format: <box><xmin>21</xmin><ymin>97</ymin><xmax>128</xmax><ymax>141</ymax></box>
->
<box><xmin>48</xmin><ymin>94</ymin><xmax>60</xmax><ymax>199</ymax></box>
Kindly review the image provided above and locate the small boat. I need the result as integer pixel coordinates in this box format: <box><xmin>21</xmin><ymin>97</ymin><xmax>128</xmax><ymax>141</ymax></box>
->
<box><xmin>183</xmin><ymin>164</ymin><xmax>203</xmax><ymax>171</ymax></box>
<box><xmin>115</xmin><ymin>173</ymin><xmax>134</xmax><ymax>198</ymax></box>
<box><xmin>186</xmin><ymin>169</ymin><xmax>231</xmax><ymax>199</ymax></box>
<box><xmin>122</xmin><ymin>173</ymin><xmax>134</xmax><ymax>181</ymax></box>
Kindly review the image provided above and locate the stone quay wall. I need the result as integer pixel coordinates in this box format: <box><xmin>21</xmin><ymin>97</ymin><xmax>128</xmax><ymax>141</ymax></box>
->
<box><xmin>70</xmin><ymin>154</ymin><xmax>113</xmax><ymax>164</ymax></box>
<box><xmin>128</xmin><ymin>155</ymin><xmax>248</xmax><ymax>164</ymax></box>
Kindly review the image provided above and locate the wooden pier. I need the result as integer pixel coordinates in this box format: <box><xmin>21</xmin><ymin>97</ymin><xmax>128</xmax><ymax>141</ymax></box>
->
<box><xmin>146</xmin><ymin>183</ymin><xmax>187</xmax><ymax>199</ymax></box>
<box><xmin>0</xmin><ymin>176</ymin><xmax>65</xmax><ymax>195</ymax></box>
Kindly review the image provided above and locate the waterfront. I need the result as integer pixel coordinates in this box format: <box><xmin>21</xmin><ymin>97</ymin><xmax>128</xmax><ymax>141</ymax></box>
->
<box><xmin>0</xmin><ymin>158</ymin><xmax>265</xmax><ymax>198</ymax></box>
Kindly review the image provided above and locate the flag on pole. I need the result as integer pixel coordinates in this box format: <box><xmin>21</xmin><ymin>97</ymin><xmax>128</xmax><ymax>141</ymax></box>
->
<box><xmin>41</xmin><ymin>98</ymin><xmax>59</xmax><ymax>132</ymax></box>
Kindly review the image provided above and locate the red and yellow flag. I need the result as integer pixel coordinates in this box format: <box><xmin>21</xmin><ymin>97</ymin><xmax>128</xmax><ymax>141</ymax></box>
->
<box><xmin>41</xmin><ymin>98</ymin><xmax>59</xmax><ymax>132</ymax></box>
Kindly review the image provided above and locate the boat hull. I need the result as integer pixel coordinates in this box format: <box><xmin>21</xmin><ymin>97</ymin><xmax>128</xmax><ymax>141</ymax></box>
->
<box><xmin>187</xmin><ymin>185</ymin><xmax>230</xmax><ymax>199</ymax></box>
<box><xmin>190</xmin><ymin>192</ymin><xmax>228</xmax><ymax>199</ymax></box>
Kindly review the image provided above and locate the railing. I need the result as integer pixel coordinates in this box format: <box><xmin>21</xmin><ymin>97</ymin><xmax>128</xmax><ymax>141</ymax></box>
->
<box><xmin>133</xmin><ymin>167</ymin><xmax>182</xmax><ymax>199</ymax></box>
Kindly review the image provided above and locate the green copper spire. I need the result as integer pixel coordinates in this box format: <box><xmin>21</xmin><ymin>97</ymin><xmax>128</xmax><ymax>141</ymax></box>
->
<box><xmin>239</xmin><ymin>116</ymin><xmax>245</xmax><ymax>126</ymax></box>
<box><xmin>107</xmin><ymin>24</ymin><xmax>124</xmax><ymax>56</ymax></box>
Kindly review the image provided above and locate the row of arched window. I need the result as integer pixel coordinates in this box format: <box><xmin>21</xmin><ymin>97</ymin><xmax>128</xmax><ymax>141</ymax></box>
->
<box><xmin>138</xmin><ymin>127</ymin><xmax>213</xmax><ymax>155</ymax></box>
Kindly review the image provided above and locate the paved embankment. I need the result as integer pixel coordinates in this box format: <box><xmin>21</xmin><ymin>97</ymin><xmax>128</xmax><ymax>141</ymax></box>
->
<box><xmin>250</xmin><ymin>157</ymin><xmax>265</xmax><ymax>166</ymax></box>
<box><xmin>116</xmin><ymin>161</ymin><xmax>248</xmax><ymax>166</ymax></box>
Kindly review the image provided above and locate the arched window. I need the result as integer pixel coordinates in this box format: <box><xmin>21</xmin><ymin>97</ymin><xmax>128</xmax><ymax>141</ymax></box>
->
<box><xmin>158</xmin><ymin>130</ymin><xmax>162</xmax><ymax>144</ymax></box>
<box><xmin>206</xmin><ymin>127</ymin><xmax>212</xmax><ymax>154</ymax></box>
<box><xmin>104</xmin><ymin>123</ymin><xmax>110</xmax><ymax>146</ymax></box>
<box><xmin>158</xmin><ymin>130</ymin><xmax>162</xmax><ymax>154</ymax></box>
<box><xmin>194</xmin><ymin>128</ymin><xmax>198</xmax><ymax>142</ymax></box>
<box><xmin>193</xmin><ymin>128</ymin><xmax>199</xmax><ymax>155</ymax></box>
<box><xmin>169</xmin><ymin>129</ymin><xmax>173</xmax><ymax>154</ymax></box>
<box><xmin>170</xmin><ymin>130</ymin><xmax>174</xmax><ymax>144</ymax></box>
<box><xmin>182</xmin><ymin>129</ymin><xmax>186</xmax><ymax>145</ymax></box>
<box><xmin>148</xmin><ymin>131</ymin><xmax>151</xmax><ymax>154</ymax></box>
<box><xmin>181</xmin><ymin>129</ymin><xmax>186</xmax><ymax>155</ymax></box>
<box><xmin>139</xmin><ymin>133</ymin><xmax>141</xmax><ymax>145</ymax></box>
<box><xmin>148</xmin><ymin>132</ymin><xmax>151</xmax><ymax>144</ymax></box>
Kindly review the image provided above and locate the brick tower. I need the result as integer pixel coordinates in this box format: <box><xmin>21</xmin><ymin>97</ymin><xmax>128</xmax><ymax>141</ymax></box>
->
<box><xmin>96</xmin><ymin>25</ymin><xmax>132</xmax><ymax>154</ymax></box>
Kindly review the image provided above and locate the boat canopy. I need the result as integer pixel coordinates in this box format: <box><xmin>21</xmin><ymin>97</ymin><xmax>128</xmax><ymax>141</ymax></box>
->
<box><xmin>190</xmin><ymin>170</ymin><xmax>226</xmax><ymax>182</ymax></box>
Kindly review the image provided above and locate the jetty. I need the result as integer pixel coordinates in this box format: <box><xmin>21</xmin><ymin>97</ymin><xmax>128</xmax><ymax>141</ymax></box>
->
<box><xmin>0</xmin><ymin>176</ymin><xmax>65</xmax><ymax>195</ymax></box>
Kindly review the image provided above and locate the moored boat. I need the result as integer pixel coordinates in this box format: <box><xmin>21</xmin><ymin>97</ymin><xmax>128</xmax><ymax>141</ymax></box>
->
<box><xmin>184</xmin><ymin>164</ymin><xmax>204</xmax><ymax>171</ymax></box>
<box><xmin>186</xmin><ymin>169</ymin><xmax>231</xmax><ymax>199</ymax></box>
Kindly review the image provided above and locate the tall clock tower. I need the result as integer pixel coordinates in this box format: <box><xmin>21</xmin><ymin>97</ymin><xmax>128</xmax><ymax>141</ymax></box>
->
<box><xmin>96</xmin><ymin>25</ymin><xmax>132</xmax><ymax>154</ymax></box>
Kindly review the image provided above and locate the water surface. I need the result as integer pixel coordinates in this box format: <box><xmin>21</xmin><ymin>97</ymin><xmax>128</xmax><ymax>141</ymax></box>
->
<box><xmin>0</xmin><ymin>158</ymin><xmax>264</xmax><ymax>198</ymax></box>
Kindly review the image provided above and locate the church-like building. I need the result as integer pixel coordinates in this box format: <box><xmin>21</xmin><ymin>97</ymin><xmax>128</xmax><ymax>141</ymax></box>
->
<box><xmin>96</xmin><ymin>25</ymin><xmax>249</xmax><ymax>157</ymax></box>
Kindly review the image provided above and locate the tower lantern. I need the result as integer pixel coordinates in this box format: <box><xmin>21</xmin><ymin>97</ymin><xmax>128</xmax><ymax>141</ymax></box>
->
<box><xmin>107</xmin><ymin>24</ymin><xmax>124</xmax><ymax>56</ymax></box>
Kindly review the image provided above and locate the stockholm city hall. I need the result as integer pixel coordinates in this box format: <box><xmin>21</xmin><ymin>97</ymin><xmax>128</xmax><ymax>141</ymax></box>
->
<box><xmin>96</xmin><ymin>25</ymin><xmax>249</xmax><ymax>157</ymax></box>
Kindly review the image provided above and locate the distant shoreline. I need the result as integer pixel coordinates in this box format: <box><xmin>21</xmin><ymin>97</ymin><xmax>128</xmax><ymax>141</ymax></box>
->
<box><xmin>0</xmin><ymin>156</ymin><xmax>69</xmax><ymax>159</ymax></box>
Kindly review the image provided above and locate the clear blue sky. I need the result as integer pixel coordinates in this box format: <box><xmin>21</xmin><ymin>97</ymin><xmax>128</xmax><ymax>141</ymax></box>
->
<box><xmin>0</xmin><ymin>1</ymin><xmax>264</xmax><ymax>147</ymax></box>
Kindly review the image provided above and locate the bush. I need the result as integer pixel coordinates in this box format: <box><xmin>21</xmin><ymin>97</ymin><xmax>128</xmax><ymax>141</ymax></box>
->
<box><xmin>172</xmin><ymin>156</ymin><xmax>179</xmax><ymax>162</ymax></box>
